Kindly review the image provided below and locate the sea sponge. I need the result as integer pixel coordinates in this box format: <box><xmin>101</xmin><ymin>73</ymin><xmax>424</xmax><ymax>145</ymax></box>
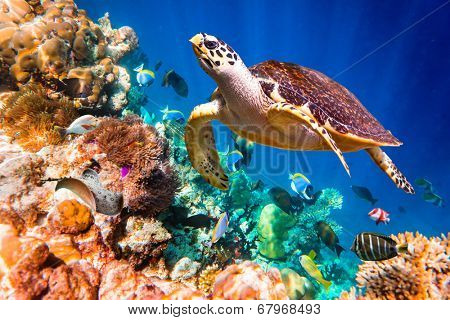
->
<box><xmin>0</xmin><ymin>84</ymin><xmax>77</xmax><ymax>152</ymax></box>
<box><xmin>50</xmin><ymin>199</ymin><xmax>93</xmax><ymax>234</ymax></box>
<box><xmin>212</xmin><ymin>261</ymin><xmax>288</xmax><ymax>300</ymax></box>
<box><xmin>341</xmin><ymin>232</ymin><xmax>449</xmax><ymax>300</ymax></box>
<box><xmin>83</xmin><ymin>116</ymin><xmax>178</xmax><ymax>215</ymax></box>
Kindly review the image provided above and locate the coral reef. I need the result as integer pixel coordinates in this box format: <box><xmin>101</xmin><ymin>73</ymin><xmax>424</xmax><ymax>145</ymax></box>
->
<box><xmin>0</xmin><ymin>0</ymin><xmax>137</xmax><ymax>111</ymax></box>
<box><xmin>340</xmin><ymin>232</ymin><xmax>449</xmax><ymax>300</ymax></box>
<box><xmin>212</xmin><ymin>261</ymin><xmax>288</xmax><ymax>300</ymax></box>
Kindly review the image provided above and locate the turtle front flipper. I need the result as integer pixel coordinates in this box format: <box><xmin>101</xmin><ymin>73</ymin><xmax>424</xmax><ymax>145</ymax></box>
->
<box><xmin>366</xmin><ymin>147</ymin><xmax>414</xmax><ymax>194</ymax></box>
<box><xmin>268</xmin><ymin>102</ymin><xmax>351</xmax><ymax>176</ymax></box>
<box><xmin>185</xmin><ymin>100</ymin><xmax>229</xmax><ymax>190</ymax></box>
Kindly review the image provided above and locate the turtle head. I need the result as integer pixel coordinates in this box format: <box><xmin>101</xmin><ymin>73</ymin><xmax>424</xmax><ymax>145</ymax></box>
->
<box><xmin>190</xmin><ymin>33</ymin><xmax>243</xmax><ymax>78</ymax></box>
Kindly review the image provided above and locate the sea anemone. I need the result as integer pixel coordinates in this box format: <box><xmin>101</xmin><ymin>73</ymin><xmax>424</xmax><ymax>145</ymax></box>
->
<box><xmin>83</xmin><ymin>115</ymin><xmax>178</xmax><ymax>214</ymax></box>
<box><xmin>0</xmin><ymin>84</ymin><xmax>77</xmax><ymax>152</ymax></box>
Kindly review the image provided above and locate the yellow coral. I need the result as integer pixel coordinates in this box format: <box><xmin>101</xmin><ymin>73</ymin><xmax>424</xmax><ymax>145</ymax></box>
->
<box><xmin>343</xmin><ymin>232</ymin><xmax>449</xmax><ymax>300</ymax></box>
<box><xmin>197</xmin><ymin>264</ymin><xmax>220</xmax><ymax>295</ymax></box>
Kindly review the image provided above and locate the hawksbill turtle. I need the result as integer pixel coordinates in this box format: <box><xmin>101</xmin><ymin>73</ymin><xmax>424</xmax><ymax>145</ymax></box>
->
<box><xmin>185</xmin><ymin>33</ymin><xmax>414</xmax><ymax>194</ymax></box>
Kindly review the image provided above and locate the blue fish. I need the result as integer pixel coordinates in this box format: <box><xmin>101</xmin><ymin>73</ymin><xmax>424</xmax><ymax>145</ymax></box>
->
<box><xmin>226</xmin><ymin>150</ymin><xmax>244</xmax><ymax>172</ymax></box>
<box><xmin>161</xmin><ymin>106</ymin><xmax>185</xmax><ymax>124</ymax></box>
<box><xmin>290</xmin><ymin>173</ymin><xmax>313</xmax><ymax>200</ymax></box>
<box><xmin>207</xmin><ymin>212</ymin><xmax>229</xmax><ymax>246</ymax></box>
<box><xmin>133</xmin><ymin>63</ymin><xmax>155</xmax><ymax>87</ymax></box>
<box><xmin>140</xmin><ymin>106</ymin><xmax>155</xmax><ymax>125</ymax></box>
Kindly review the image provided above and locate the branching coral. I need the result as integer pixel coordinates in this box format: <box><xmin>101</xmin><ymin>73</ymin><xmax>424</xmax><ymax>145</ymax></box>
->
<box><xmin>341</xmin><ymin>232</ymin><xmax>449</xmax><ymax>300</ymax></box>
<box><xmin>197</xmin><ymin>264</ymin><xmax>220</xmax><ymax>296</ymax></box>
<box><xmin>0</xmin><ymin>84</ymin><xmax>77</xmax><ymax>152</ymax></box>
<box><xmin>83</xmin><ymin>116</ymin><xmax>177</xmax><ymax>214</ymax></box>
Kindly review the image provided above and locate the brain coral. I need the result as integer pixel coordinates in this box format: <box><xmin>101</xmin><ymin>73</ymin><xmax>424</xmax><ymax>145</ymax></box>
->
<box><xmin>212</xmin><ymin>261</ymin><xmax>288</xmax><ymax>300</ymax></box>
<box><xmin>341</xmin><ymin>232</ymin><xmax>449</xmax><ymax>300</ymax></box>
<box><xmin>0</xmin><ymin>0</ymin><xmax>137</xmax><ymax>111</ymax></box>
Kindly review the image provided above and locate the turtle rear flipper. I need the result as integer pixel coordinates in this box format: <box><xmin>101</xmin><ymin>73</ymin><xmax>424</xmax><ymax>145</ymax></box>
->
<box><xmin>184</xmin><ymin>100</ymin><xmax>229</xmax><ymax>190</ymax></box>
<box><xmin>366</xmin><ymin>147</ymin><xmax>414</xmax><ymax>194</ymax></box>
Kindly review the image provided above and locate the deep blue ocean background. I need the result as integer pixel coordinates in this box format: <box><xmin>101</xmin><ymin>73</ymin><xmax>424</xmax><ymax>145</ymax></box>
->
<box><xmin>79</xmin><ymin>0</ymin><xmax>450</xmax><ymax>249</ymax></box>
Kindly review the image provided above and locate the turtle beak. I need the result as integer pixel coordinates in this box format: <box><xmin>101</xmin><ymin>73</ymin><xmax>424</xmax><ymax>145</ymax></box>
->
<box><xmin>190</xmin><ymin>33</ymin><xmax>207</xmax><ymax>57</ymax></box>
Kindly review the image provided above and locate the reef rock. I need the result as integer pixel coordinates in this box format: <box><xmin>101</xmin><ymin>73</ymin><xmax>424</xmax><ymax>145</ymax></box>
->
<box><xmin>170</xmin><ymin>257</ymin><xmax>200</xmax><ymax>281</ymax></box>
<box><xmin>212</xmin><ymin>261</ymin><xmax>288</xmax><ymax>300</ymax></box>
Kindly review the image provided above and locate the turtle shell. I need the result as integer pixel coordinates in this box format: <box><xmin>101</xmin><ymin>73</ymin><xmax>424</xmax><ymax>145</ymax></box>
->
<box><xmin>249</xmin><ymin>60</ymin><xmax>401</xmax><ymax>145</ymax></box>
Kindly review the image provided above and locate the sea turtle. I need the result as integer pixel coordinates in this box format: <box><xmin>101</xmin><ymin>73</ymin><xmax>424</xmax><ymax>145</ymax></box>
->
<box><xmin>185</xmin><ymin>33</ymin><xmax>414</xmax><ymax>194</ymax></box>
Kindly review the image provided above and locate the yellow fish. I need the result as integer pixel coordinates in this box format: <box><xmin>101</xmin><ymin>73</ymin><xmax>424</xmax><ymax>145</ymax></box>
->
<box><xmin>299</xmin><ymin>250</ymin><xmax>332</xmax><ymax>290</ymax></box>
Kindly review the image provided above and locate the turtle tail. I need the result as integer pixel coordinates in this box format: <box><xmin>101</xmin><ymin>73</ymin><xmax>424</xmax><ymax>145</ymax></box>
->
<box><xmin>366</xmin><ymin>147</ymin><xmax>415</xmax><ymax>194</ymax></box>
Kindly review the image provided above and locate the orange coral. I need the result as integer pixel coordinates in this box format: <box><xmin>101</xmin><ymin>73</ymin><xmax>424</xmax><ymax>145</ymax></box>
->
<box><xmin>50</xmin><ymin>199</ymin><xmax>93</xmax><ymax>234</ymax></box>
<box><xmin>0</xmin><ymin>84</ymin><xmax>77</xmax><ymax>152</ymax></box>
<box><xmin>0</xmin><ymin>0</ymin><xmax>136</xmax><ymax>109</ymax></box>
<box><xmin>212</xmin><ymin>261</ymin><xmax>288</xmax><ymax>300</ymax></box>
<box><xmin>342</xmin><ymin>232</ymin><xmax>449</xmax><ymax>300</ymax></box>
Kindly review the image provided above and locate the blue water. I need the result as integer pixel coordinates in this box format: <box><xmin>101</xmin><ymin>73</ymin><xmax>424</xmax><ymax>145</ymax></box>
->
<box><xmin>80</xmin><ymin>0</ymin><xmax>450</xmax><ymax>245</ymax></box>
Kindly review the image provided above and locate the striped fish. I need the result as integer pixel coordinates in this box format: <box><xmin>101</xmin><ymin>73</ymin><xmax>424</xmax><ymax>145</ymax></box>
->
<box><xmin>351</xmin><ymin>232</ymin><xmax>409</xmax><ymax>261</ymax></box>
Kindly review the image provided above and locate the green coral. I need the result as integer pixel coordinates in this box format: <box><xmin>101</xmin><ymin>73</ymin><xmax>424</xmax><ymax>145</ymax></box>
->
<box><xmin>257</xmin><ymin>204</ymin><xmax>296</xmax><ymax>259</ymax></box>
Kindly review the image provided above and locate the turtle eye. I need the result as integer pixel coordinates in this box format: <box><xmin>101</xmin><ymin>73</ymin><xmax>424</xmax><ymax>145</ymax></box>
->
<box><xmin>204</xmin><ymin>40</ymin><xmax>218</xmax><ymax>49</ymax></box>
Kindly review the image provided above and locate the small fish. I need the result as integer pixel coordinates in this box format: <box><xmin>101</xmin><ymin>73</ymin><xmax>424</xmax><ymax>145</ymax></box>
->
<box><xmin>232</xmin><ymin>133</ymin><xmax>254</xmax><ymax>167</ymax></box>
<box><xmin>351</xmin><ymin>185</ymin><xmax>377</xmax><ymax>205</ymax></box>
<box><xmin>184</xmin><ymin>214</ymin><xmax>214</xmax><ymax>228</ymax></box>
<box><xmin>55</xmin><ymin>177</ymin><xmax>96</xmax><ymax>211</ymax></box>
<box><xmin>140</xmin><ymin>106</ymin><xmax>155</xmax><ymax>125</ymax></box>
<box><xmin>56</xmin><ymin>115</ymin><xmax>99</xmax><ymax>135</ymax></box>
<box><xmin>398</xmin><ymin>206</ymin><xmax>407</xmax><ymax>213</ymax></box>
<box><xmin>154</xmin><ymin>60</ymin><xmax>163</xmax><ymax>71</ymax></box>
<box><xmin>299</xmin><ymin>250</ymin><xmax>332</xmax><ymax>290</ymax></box>
<box><xmin>423</xmin><ymin>191</ymin><xmax>444</xmax><ymax>207</ymax></box>
<box><xmin>226</xmin><ymin>150</ymin><xmax>244</xmax><ymax>172</ymax></box>
<box><xmin>368</xmin><ymin>208</ymin><xmax>390</xmax><ymax>225</ymax></box>
<box><xmin>315</xmin><ymin>221</ymin><xmax>345</xmax><ymax>257</ymax></box>
<box><xmin>80</xmin><ymin>169</ymin><xmax>123</xmax><ymax>216</ymax></box>
<box><xmin>250</xmin><ymin>179</ymin><xmax>264</xmax><ymax>191</ymax></box>
<box><xmin>162</xmin><ymin>69</ymin><xmax>188</xmax><ymax>97</ymax></box>
<box><xmin>268</xmin><ymin>187</ymin><xmax>295</xmax><ymax>213</ymax></box>
<box><xmin>133</xmin><ymin>63</ymin><xmax>155</xmax><ymax>87</ymax></box>
<box><xmin>161</xmin><ymin>107</ymin><xmax>185</xmax><ymax>124</ymax></box>
<box><xmin>208</xmin><ymin>212</ymin><xmax>229</xmax><ymax>246</ymax></box>
<box><xmin>415</xmin><ymin>178</ymin><xmax>433</xmax><ymax>192</ymax></box>
<box><xmin>351</xmin><ymin>232</ymin><xmax>410</xmax><ymax>261</ymax></box>
<box><xmin>120</xmin><ymin>166</ymin><xmax>131</xmax><ymax>179</ymax></box>
<box><xmin>290</xmin><ymin>173</ymin><xmax>313</xmax><ymax>201</ymax></box>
